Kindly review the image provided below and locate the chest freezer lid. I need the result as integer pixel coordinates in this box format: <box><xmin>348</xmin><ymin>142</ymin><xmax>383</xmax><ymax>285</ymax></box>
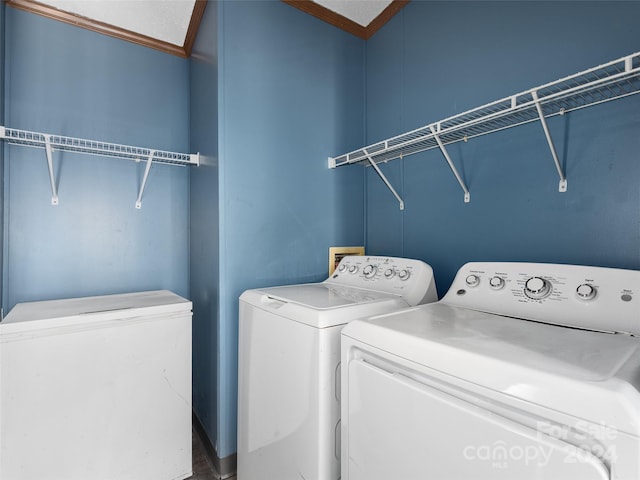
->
<box><xmin>244</xmin><ymin>283</ymin><xmax>402</xmax><ymax>310</ymax></box>
<box><xmin>343</xmin><ymin>302</ymin><xmax>640</xmax><ymax>434</ymax></box>
<box><xmin>0</xmin><ymin>290</ymin><xmax>191</xmax><ymax>335</ymax></box>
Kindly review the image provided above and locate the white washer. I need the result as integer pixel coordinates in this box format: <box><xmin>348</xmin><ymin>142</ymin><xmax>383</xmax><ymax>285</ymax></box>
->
<box><xmin>237</xmin><ymin>256</ymin><xmax>437</xmax><ymax>480</ymax></box>
<box><xmin>341</xmin><ymin>262</ymin><xmax>640</xmax><ymax>480</ymax></box>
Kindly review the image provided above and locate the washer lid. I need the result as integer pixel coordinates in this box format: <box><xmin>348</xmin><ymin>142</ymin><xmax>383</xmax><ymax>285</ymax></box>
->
<box><xmin>343</xmin><ymin>302</ymin><xmax>640</xmax><ymax>435</ymax></box>
<box><xmin>252</xmin><ymin>283</ymin><xmax>400</xmax><ymax>310</ymax></box>
<box><xmin>240</xmin><ymin>283</ymin><xmax>409</xmax><ymax>329</ymax></box>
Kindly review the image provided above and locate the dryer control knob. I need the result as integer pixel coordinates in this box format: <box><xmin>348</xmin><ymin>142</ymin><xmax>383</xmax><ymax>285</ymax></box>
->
<box><xmin>489</xmin><ymin>276</ymin><xmax>505</xmax><ymax>290</ymax></box>
<box><xmin>363</xmin><ymin>265</ymin><xmax>377</xmax><ymax>279</ymax></box>
<box><xmin>576</xmin><ymin>283</ymin><xmax>597</xmax><ymax>300</ymax></box>
<box><xmin>398</xmin><ymin>269</ymin><xmax>411</xmax><ymax>281</ymax></box>
<box><xmin>465</xmin><ymin>275</ymin><xmax>480</xmax><ymax>287</ymax></box>
<box><xmin>524</xmin><ymin>277</ymin><xmax>552</xmax><ymax>299</ymax></box>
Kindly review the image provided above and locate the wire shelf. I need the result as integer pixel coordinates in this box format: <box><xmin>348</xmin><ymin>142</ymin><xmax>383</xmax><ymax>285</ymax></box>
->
<box><xmin>0</xmin><ymin>126</ymin><xmax>199</xmax><ymax>208</ymax></box>
<box><xmin>329</xmin><ymin>52</ymin><xmax>640</xmax><ymax>168</ymax></box>
<box><xmin>0</xmin><ymin>127</ymin><xmax>199</xmax><ymax>166</ymax></box>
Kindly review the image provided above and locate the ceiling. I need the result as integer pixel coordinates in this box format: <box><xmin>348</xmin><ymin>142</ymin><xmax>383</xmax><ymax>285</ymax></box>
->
<box><xmin>5</xmin><ymin>0</ymin><xmax>407</xmax><ymax>57</ymax></box>
<box><xmin>313</xmin><ymin>0</ymin><xmax>393</xmax><ymax>27</ymax></box>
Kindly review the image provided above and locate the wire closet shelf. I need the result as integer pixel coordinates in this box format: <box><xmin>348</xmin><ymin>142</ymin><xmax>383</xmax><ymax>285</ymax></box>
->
<box><xmin>328</xmin><ymin>52</ymin><xmax>640</xmax><ymax>207</ymax></box>
<box><xmin>0</xmin><ymin>126</ymin><xmax>199</xmax><ymax>208</ymax></box>
<box><xmin>0</xmin><ymin>127</ymin><xmax>199</xmax><ymax>166</ymax></box>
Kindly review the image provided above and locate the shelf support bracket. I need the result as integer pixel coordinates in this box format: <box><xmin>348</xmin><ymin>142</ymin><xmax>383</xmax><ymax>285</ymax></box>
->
<box><xmin>429</xmin><ymin>125</ymin><xmax>471</xmax><ymax>203</ymax></box>
<box><xmin>44</xmin><ymin>135</ymin><xmax>59</xmax><ymax>205</ymax></box>
<box><xmin>135</xmin><ymin>151</ymin><xmax>155</xmax><ymax>209</ymax></box>
<box><xmin>363</xmin><ymin>149</ymin><xmax>405</xmax><ymax>210</ymax></box>
<box><xmin>532</xmin><ymin>90</ymin><xmax>567</xmax><ymax>192</ymax></box>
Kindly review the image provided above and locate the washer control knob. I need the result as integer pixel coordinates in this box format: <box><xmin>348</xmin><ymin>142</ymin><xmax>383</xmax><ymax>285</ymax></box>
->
<box><xmin>384</xmin><ymin>268</ymin><xmax>395</xmax><ymax>279</ymax></box>
<box><xmin>489</xmin><ymin>276</ymin><xmax>505</xmax><ymax>290</ymax></box>
<box><xmin>338</xmin><ymin>263</ymin><xmax>347</xmax><ymax>272</ymax></box>
<box><xmin>465</xmin><ymin>275</ymin><xmax>480</xmax><ymax>287</ymax></box>
<box><xmin>348</xmin><ymin>265</ymin><xmax>358</xmax><ymax>274</ymax></box>
<box><xmin>576</xmin><ymin>283</ymin><xmax>597</xmax><ymax>300</ymax></box>
<box><xmin>524</xmin><ymin>277</ymin><xmax>551</xmax><ymax>299</ymax></box>
<box><xmin>363</xmin><ymin>265</ymin><xmax>377</xmax><ymax>279</ymax></box>
<box><xmin>398</xmin><ymin>269</ymin><xmax>410</xmax><ymax>281</ymax></box>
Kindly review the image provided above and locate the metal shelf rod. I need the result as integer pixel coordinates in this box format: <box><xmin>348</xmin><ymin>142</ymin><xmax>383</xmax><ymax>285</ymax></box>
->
<box><xmin>330</xmin><ymin>52</ymin><xmax>640</xmax><ymax>170</ymax></box>
<box><xmin>532</xmin><ymin>90</ymin><xmax>567</xmax><ymax>192</ymax></box>
<box><xmin>43</xmin><ymin>135</ymin><xmax>59</xmax><ymax>205</ymax></box>
<box><xmin>0</xmin><ymin>126</ymin><xmax>199</xmax><ymax>208</ymax></box>
<box><xmin>363</xmin><ymin>149</ymin><xmax>405</xmax><ymax>210</ymax></box>
<box><xmin>136</xmin><ymin>151</ymin><xmax>155</xmax><ymax>209</ymax></box>
<box><xmin>328</xmin><ymin>52</ymin><xmax>640</xmax><ymax>208</ymax></box>
<box><xmin>0</xmin><ymin>127</ymin><xmax>199</xmax><ymax>166</ymax></box>
<box><xmin>429</xmin><ymin>125</ymin><xmax>470</xmax><ymax>203</ymax></box>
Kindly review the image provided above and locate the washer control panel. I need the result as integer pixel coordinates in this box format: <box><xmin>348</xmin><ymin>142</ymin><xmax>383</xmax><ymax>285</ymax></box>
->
<box><xmin>444</xmin><ymin>262</ymin><xmax>640</xmax><ymax>335</ymax></box>
<box><xmin>327</xmin><ymin>256</ymin><xmax>438</xmax><ymax>306</ymax></box>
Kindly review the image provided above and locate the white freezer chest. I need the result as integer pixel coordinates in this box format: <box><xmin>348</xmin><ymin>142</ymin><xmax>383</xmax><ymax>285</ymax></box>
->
<box><xmin>0</xmin><ymin>290</ymin><xmax>193</xmax><ymax>480</ymax></box>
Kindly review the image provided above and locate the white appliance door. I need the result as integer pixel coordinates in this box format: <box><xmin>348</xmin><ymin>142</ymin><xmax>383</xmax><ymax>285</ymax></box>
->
<box><xmin>345</xmin><ymin>359</ymin><xmax>610</xmax><ymax>480</ymax></box>
<box><xmin>237</xmin><ymin>302</ymin><xmax>342</xmax><ymax>480</ymax></box>
<box><xmin>1</xmin><ymin>307</ymin><xmax>192</xmax><ymax>480</ymax></box>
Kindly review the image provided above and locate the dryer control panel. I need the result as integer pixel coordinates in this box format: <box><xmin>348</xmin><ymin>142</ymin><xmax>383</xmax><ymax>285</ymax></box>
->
<box><xmin>444</xmin><ymin>262</ymin><xmax>640</xmax><ymax>335</ymax></box>
<box><xmin>326</xmin><ymin>256</ymin><xmax>437</xmax><ymax>306</ymax></box>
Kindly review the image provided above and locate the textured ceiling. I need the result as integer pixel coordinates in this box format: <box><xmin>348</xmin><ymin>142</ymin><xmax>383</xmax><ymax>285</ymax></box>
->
<box><xmin>312</xmin><ymin>0</ymin><xmax>393</xmax><ymax>27</ymax></box>
<box><xmin>7</xmin><ymin>0</ymin><xmax>403</xmax><ymax>56</ymax></box>
<box><xmin>37</xmin><ymin>0</ymin><xmax>197</xmax><ymax>46</ymax></box>
<box><xmin>36</xmin><ymin>0</ymin><xmax>394</xmax><ymax>43</ymax></box>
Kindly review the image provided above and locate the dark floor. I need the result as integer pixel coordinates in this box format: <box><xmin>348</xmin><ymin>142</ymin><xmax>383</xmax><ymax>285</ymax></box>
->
<box><xmin>190</xmin><ymin>429</ymin><xmax>236</xmax><ymax>480</ymax></box>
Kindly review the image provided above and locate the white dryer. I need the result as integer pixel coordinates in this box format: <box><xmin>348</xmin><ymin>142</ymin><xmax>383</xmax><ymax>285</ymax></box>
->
<box><xmin>341</xmin><ymin>262</ymin><xmax>640</xmax><ymax>480</ymax></box>
<box><xmin>237</xmin><ymin>256</ymin><xmax>437</xmax><ymax>480</ymax></box>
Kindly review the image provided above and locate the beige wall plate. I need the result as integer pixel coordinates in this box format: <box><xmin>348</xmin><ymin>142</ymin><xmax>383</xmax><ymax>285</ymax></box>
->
<box><xmin>329</xmin><ymin>246</ymin><xmax>365</xmax><ymax>275</ymax></box>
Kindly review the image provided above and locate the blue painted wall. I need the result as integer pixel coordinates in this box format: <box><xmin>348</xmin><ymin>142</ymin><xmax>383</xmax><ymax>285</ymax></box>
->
<box><xmin>189</xmin><ymin>0</ymin><xmax>220</xmax><ymax>462</ymax></box>
<box><xmin>365</xmin><ymin>1</ymin><xmax>640</xmax><ymax>295</ymax></box>
<box><xmin>0</xmin><ymin>2</ymin><xmax>5</xmax><ymax>314</ymax></box>
<box><xmin>189</xmin><ymin>0</ymin><xmax>365</xmax><ymax>460</ymax></box>
<box><xmin>3</xmin><ymin>9</ymin><xmax>191</xmax><ymax>310</ymax></box>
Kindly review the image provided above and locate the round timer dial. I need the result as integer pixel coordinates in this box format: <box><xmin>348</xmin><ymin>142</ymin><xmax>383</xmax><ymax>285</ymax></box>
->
<box><xmin>363</xmin><ymin>265</ymin><xmax>377</xmax><ymax>279</ymax></box>
<box><xmin>524</xmin><ymin>277</ymin><xmax>552</xmax><ymax>300</ymax></box>
<box><xmin>465</xmin><ymin>275</ymin><xmax>480</xmax><ymax>287</ymax></box>
<box><xmin>576</xmin><ymin>283</ymin><xmax>597</xmax><ymax>301</ymax></box>
<box><xmin>398</xmin><ymin>269</ymin><xmax>411</xmax><ymax>281</ymax></box>
<box><xmin>489</xmin><ymin>276</ymin><xmax>505</xmax><ymax>290</ymax></box>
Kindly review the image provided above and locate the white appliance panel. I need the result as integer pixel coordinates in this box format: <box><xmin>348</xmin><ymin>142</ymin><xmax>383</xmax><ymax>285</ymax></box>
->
<box><xmin>445</xmin><ymin>262</ymin><xmax>639</xmax><ymax>334</ymax></box>
<box><xmin>237</xmin><ymin>302</ymin><xmax>342</xmax><ymax>480</ymax></box>
<box><xmin>0</xmin><ymin>291</ymin><xmax>192</xmax><ymax>480</ymax></box>
<box><xmin>239</xmin><ymin>287</ymin><xmax>409</xmax><ymax>329</ymax></box>
<box><xmin>253</xmin><ymin>283</ymin><xmax>401</xmax><ymax>310</ymax></box>
<box><xmin>341</xmin><ymin>262</ymin><xmax>640</xmax><ymax>480</ymax></box>
<box><xmin>346</xmin><ymin>357</ymin><xmax>609</xmax><ymax>480</ymax></box>
<box><xmin>342</xmin><ymin>304</ymin><xmax>640</xmax><ymax>434</ymax></box>
<box><xmin>328</xmin><ymin>255</ymin><xmax>437</xmax><ymax>306</ymax></box>
<box><xmin>237</xmin><ymin>256</ymin><xmax>438</xmax><ymax>480</ymax></box>
<box><xmin>0</xmin><ymin>290</ymin><xmax>191</xmax><ymax>334</ymax></box>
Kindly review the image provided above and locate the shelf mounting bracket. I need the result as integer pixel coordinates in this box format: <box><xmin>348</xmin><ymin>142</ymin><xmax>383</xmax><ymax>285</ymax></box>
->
<box><xmin>363</xmin><ymin>149</ymin><xmax>405</xmax><ymax>210</ymax></box>
<box><xmin>429</xmin><ymin>125</ymin><xmax>471</xmax><ymax>203</ymax></box>
<box><xmin>43</xmin><ymin>135</ymin><xmax>59</xmax><ymax>205</ymax></box>
<box><xmin>135</xmin><ymin>151</ymin><xmax>155</xmax><ymax>209</ymax></box>
<box><xmin>532</xmin><ymin>90</ymin><xmax>567</xmax><ymax>192</ymax></box>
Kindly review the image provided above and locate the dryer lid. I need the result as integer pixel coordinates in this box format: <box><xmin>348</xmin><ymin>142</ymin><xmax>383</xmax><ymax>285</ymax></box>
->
<box><xmin>342</xmin><ymin>302</ymin><xmax>640</xmax><ymax>435</ymax></box>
